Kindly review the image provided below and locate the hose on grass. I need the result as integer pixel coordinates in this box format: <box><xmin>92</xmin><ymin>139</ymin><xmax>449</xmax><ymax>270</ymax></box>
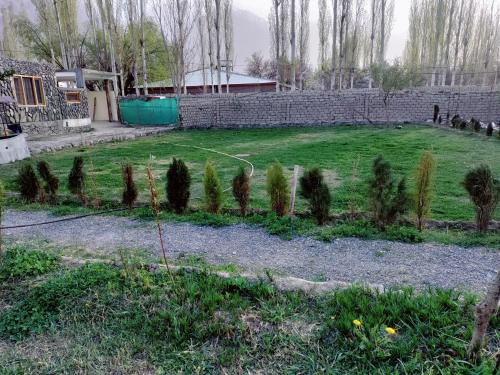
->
<box><xmin>1</xmin><ymin>144</ymin><xmax>255</xmax><ymax>229</ymax></box>
<box><xmin>0</xmin><ymin>207</ymin><xmax>131</xmax><ymax>229</ymax></box>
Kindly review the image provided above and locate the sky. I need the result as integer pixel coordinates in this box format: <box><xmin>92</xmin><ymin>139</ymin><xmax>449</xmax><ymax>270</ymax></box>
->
<box><xmin>233</xmin><ymin>0</ymin><xmax>412</xmax><ymax>61</ymax></box>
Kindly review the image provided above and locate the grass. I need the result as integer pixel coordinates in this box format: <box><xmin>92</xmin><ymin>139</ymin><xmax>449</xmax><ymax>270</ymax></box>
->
<box><xmin>1</xmin><ymin>125</ymin><xmax>498</xmax><ymax>222</ymax></box>
<box><xmin>0</xmin><ymin>246</ymin><xmax>497</xmax><ymax>374</ymax></box>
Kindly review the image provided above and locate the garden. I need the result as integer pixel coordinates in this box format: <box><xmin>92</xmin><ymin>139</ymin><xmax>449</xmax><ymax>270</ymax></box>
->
<box><xmin>0</xmin><ymin>124</ymin><xmax>499</xmax><ymax>373</ymax></box>
<box><xmin>0</xmin><ymin>124</ymin><xmax>499</xmax><ymax>247</ymax></box>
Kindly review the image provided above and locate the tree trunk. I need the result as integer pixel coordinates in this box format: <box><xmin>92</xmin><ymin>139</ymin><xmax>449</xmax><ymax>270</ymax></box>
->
<box><xmin>331</xmin><ymin>0</ymin><xmax>338</xmax><ymax>90</ymax></box>
<box><xmin>441</xmin><ymin>0</ymin><xmax>456</xmax><ymax>86</ymax></box>
<box><xmin>380</xmin><ymin>0</ymin><xmax>386</xmax><ymax>64</ymax></box>
<box><xmin>53</xmin><ymin>0</ymin><xmax>68</xmax><ymax>69</ymax></box>
<box><xmin>205</xmin><ymin>0</ymin><xmax>215</xmax><ymax>94</ymax></box>
<box><xmin>338</xmin><ymin>0</ymin><xmax>346</xmax><ymax>90</ymax></box>
<box><xmin>140</xmin><ymin>0</ymin><xmax>148</xmax><ymax>95</ymax></box>
<box><xmin>105</xmin><ymin>0</ymin><xmax>119</xmax><ymax>96</ymax></box>
<box><xmin>468</xmin><ymin>271</ymin><xmax>500</xmax><ymax>361</ymax></box>
<box><xmin>215</xmin><ymin>0</ymin><xmax>222</xmax><ymax>94</ymax></box>
<box><xmin>369</xmin><ymin>0</ymin><xmax>376</xmax><ymax>88</ymax></box>
<box><xmin>290</xmin><ymin>0</ymin><xmax>296</xmax><ymax>90</ymax></box>
<box><xmin>274</xmin><ymin>0</ymin><xmax>281</xmax><ymax>89</ymax></box>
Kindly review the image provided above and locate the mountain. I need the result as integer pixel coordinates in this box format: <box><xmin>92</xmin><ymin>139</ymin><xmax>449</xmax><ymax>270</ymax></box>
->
<box><xmin>232</xmin><ymin>8</ymin><xmax>271</xmax><ymax>71</ymax></box>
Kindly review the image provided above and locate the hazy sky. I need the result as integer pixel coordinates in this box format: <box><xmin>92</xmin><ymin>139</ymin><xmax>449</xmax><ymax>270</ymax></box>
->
<box><xmin>234</xmin><ymin>0</ymin><xmax>412</xmax><ymax>61</ymax></box>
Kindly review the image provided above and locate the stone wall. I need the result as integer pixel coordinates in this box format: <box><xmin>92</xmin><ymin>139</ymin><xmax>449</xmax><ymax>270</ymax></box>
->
<box><xmin>177</xmin><ymin>88</ymin><xmax>500</xmax><ymax>128</ymax></box>
<box><xmin>0</xmin><ymin>57</ymin><xmax>90</xmax><ymax>136</ymax></box>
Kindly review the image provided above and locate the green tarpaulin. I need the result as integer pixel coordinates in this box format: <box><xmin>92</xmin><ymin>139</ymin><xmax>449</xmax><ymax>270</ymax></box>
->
<box><xmin>119</xmin><ymin>98</ymin><xmax>178</xmax><ymax>126</ymax></box>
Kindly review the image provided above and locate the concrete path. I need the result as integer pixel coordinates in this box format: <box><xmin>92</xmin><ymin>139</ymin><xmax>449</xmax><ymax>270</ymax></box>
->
<box><xmin>27</xmin><ymin>121</ymin><xmax>174</xmax><ymax>154</ymax></box>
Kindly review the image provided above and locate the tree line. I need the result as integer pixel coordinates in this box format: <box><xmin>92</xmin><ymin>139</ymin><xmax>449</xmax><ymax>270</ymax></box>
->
<box><xmin>1</xmin><ymin>0</ymin><xmax>499</xmax><ymax>93</ymax></box>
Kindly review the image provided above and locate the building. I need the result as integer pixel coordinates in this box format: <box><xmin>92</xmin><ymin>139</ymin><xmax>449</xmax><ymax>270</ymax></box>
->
<box><xmin>0</xmin><ymin>57</ymin><xmax>90</xmax><ymax>136</ymax></box>
<box><xmin>56</xmin><ymin>68</ymin><xmax>120</xmax><ymax>122</ymax></box>
<box><xmin>136</xmin><ymin>68</ymin><xmax>277</xmax><ymax>95</ymax></box>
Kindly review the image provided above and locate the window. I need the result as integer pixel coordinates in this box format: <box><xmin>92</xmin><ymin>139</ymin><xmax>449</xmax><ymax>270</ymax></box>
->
<box><xmin>34</xmin><ymin>78</ymin><xmax>45</xmax><ymax>105</ymax></box>
<box><xmin>13</xmin><ymin>77</ymin><xmax>25</xmax><ymax>105</ymax></box>
<box><xmin>65</xmin><ymin>91</ymin><xmax>81</xmax><ymax>103</ymax></box>
<box><xmin>12</xmin><ymin>75</ymin><xmax>46</xmax><ymax>106</ymax></box>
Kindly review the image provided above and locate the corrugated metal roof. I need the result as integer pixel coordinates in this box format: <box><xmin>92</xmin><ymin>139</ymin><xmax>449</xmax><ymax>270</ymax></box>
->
<box><xmin>137</xmin><ymin>68</ymin><xmax>276</xmax><ymax>89</ymax></box>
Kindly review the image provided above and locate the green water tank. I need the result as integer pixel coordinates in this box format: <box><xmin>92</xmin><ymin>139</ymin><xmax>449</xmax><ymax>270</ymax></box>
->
<box><xmin>119</xmin><ymin>97</ymin><xmax>178</xmax><ymax>126</ymax></box>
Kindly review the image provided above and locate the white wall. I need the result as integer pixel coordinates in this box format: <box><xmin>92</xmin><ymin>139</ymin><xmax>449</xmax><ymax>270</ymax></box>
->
<box><xmin>87</xmin><ymin>91</ymin><xmax>118</xmax><ymax>122</ymax></box>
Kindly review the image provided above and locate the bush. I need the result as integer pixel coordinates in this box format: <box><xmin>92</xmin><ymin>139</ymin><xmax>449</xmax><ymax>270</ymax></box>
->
<box><xmin>203</xmin><ymin>160</ymin><xmax>223</xmax><ymax>214</ymax></box>
<box><xmin>122</xmin><ymin>163</ymin><xmax>138</xmax><ymax>210</ymax></box>
<box><xmin>16</xmin><ymin>163</ymin><xmax>39</xmax><ymax>202</ymax></box>
<box><xmin>299</xmin><ymin>168</ymin><xmax>331</xmax><ymax>225</ymax></box>
<box><xmin>37</xmin><ymin>160</ymin><xmax>59</xmax><ymax>202</ymax></box>
<box><xmin>414</xmin><ymin>151</ymin><xmax>436</xmax><ymax>231</ymax></box>
<box><xmin>451</xmin><ymin>115</ymin><xmax>462</xmax><ymax>128</ymax></box>
<box><xmin>367</xmin><ymin>155</ymin><xmax>410</xmax><ymax>230</ymax></box>
<box><xmin>462</xmin><ymin>165</ymin><xmax>499</xmax><ymax>232</ymax></box>
<box><xmin>266</xmin><ymin>162</ymin><xmax>290</xmax><ymax>217</ymax></box>
<box><xmin>0</xmin><ymin>263</ymin><xmax>119</xmax><ymax>339</ymax></box>
<box><xmin>232</xmin><ymin>167</ymin><xmax>250</xmax><ymax>216</ymax></box>
<box><xmin>486</xmin><ymin>122</ymin><xmax>493</xmax><ymax>136</ymax></box>
<box><xmin>0</xmin><ymin>247</ymin><xmax>59</xmax><ymax>281</ymax></box>
<box><xmin>471</xmin><ymin>118</ymin><xmax>481</xmax><ymax>132</ymax></box>
<box><xmin>166</xmin><ymin>158</ymin><xmax>191</xmax><ymax>213</ymax></box>
<box><xmin>68</xmin><ymin>156</ymin><xmax>86</xmax><ymax>204</ymax></box>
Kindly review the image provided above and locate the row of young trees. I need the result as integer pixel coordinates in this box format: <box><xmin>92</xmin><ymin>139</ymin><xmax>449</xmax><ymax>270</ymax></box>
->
<box><xmin>264</xmin><ymin>0</ymin><xmax>395</xmax><ymax>90</ymax></box>
<box><xmin>404</xmin><ymin>0</ymin><xmax>500</xmax><ymax>87</ymax></box>
<box><xmin>12</xmin><ymin>153</ymin><xmax>500</xmax><ymax>233</ymax></box>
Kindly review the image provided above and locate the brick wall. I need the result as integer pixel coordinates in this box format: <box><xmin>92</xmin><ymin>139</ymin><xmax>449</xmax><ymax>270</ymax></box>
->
<box><xmin>177</xmin><ymin>88</ymin><xmax>500</xmax><ymax>128</ymax></box>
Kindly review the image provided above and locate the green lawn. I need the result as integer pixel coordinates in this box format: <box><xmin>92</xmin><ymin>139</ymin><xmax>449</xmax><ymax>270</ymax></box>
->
<box><xmin>0</xmin><ymin>246</ymin><xmax>497</xmax><ymax>374</ymax></box>
<box><xmin>1</xmin><ymin>124</ymin><xmax>498</xmax><ymax>221</ymax></box>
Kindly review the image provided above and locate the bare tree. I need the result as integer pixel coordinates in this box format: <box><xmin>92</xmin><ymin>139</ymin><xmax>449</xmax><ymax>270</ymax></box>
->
<box><xmin>270</xmin><ymin>0</ymin><xmax>282</xmax><ymax>87</ymax></box>
<box><xmin>105</xmin><ymin>0</ymin><xmax>120</xmax><ymax>96</ymax></box>
<box><xmin>153</xmin><ymin>0</ymin><xmax>193</xmax><ymax>95</ymax></box>
<box><xmin>290</xmin><ymin>0</ymin><xmax>296</xmax><ymax>90</ymax></box>
<box><xmin>330</xmin><ymin>0</ymin><xmax>338</xmax><ymax>89</ymax></box>
<box><xmin>205</xmin><ymin>0</ymin><xmax>215</xmax><ymax>93</ymax></box>
<box><xmin>126</xmin><ymin>0</ymin><xmax>140</xmax><ymax>94</ymax></box>
<box><xmin>298</xmin><ymin>0</ymin><xmax>310</xmax><ymax>89</ymax></box>
<box><xmin>338</xmin><ymin>0</ymin><xmax>349</xmax><ymax>90</ymax></box>
<box><xmin>53</xmin><ymin>0</ymin><xmax>68</xmax><ymax>69</ymax></box>
<box><xmin>378</xmin><ymin>0</ymin><xmax>393</xmax><ymax>64</ymax></box>
<box><xmin>214</xmin><ymin>0</ymin><xmax>222</xmax><ymax>94</ymax></box>
<box><xmin>318</xmin><ymin>0</ymin><xmax>331</xmax><ymax>89</ymax></box>
<box><xmin>223</xmin><ymin>0</ymin><xmax>233</xmax><ymax>93</ymax></box>
<box><xmin>140</xmin><ymin>0</ymin><xmax>148</xmax><ymax>94</ymax></box>
<box><xmin>196</xmin><ymin>0</ymin><xmax>207</xmax><ymax>92</ymax></box>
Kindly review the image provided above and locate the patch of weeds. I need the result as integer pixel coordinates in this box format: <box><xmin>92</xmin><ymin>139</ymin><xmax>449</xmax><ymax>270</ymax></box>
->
<box><xmin>424</xmin><ymin>230</ymin><xmax>500</xmax><ymax>250</ymax></box>
<box><xmin>384</xmin><ymin>225</ymin><xmax>424</xmax><ymax>243</ymax></box>
<box><xmin>315</xmin><ymin>221</ymin><xmax>423</xmax><ymax>243</ymax></box>
<box><xmin>245</xmin><ymin>213</ymin><xmax>317</xmax><ymax>240</ymax></box>
<box><xmin>0</xmin><ymin>263</ymin><xmax>120</xmax><ymax>340</ymax></box>
<box><xmin>0</xmin><ymin>260</ymin><xmax>496</xmax><ymax>373</ymax></box>
<box><xmin>174</xmin><ymin>254</ymin><xmax>240</xmax><ymax>274</ymax></box>
<box><xmin>0</xmin><ymin>246</ymin><xmax>60</xmax><ymax>281</ymax></box>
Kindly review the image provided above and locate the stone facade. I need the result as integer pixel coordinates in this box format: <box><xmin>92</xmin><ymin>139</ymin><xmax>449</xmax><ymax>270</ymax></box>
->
<box><xmin>0</xmin><ymin>57</ymin><xmax>90</xmax><ymax>136</ymax></box>
<box><xmin>177</xmin><ymin>88</ymin><xmax>500</xmax><ymax>128</ymax></box>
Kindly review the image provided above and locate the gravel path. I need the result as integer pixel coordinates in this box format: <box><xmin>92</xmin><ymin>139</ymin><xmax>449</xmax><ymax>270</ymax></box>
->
<box><xmin>3</xmin><ymin>210</ymin><xmax>499</xmax><ymax>293</ymax></box>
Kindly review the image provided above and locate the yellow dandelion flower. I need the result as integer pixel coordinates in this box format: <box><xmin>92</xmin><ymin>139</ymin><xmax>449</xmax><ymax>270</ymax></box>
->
<box><xmin>385</xmin><ymin>327</ymin><xmax>396</xmax><ymax>335</ymax></box>
<box><xmin>353</xmin><ymin>319</ymin><xmax>362</xmax><ymax>328</ymax></box>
